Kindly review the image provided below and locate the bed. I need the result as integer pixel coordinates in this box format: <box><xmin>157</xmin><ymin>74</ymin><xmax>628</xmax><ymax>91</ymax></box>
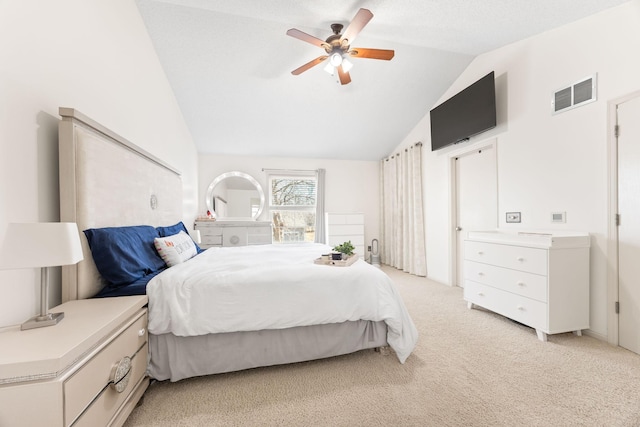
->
<box><xmin>58</xmin><ymin>107</ymin><xmax>418</xmax><ymax>382</ymax></box>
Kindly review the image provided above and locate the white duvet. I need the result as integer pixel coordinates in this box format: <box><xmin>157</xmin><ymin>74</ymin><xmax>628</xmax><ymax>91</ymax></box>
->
<box><xmin>147</xmin><ymin>243</ymin><xmax>418</xmax><ymax>363</ymax></box>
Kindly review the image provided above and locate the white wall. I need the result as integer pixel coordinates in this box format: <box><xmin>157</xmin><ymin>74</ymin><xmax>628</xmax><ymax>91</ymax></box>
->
<box><xmin>0</xmin><ymin>0</ymin><xmax>199</xmax><ymax>328</ymax></box>
<box><xmin>198</xmin><ymin>154</ymin><xmax>380</xmax><ymax>253</ymax></box>
<box><xmin>395</xmin><ymin>1</ymin><xmax>640</xmax><ymax>339</ymax></box>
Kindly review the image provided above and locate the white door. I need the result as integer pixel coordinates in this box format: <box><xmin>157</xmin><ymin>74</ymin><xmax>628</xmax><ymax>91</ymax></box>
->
<box><xmin>617</xmin><ymin>95</ymin><xmax>640</xmax><ymax>354</ymax></box>
<box><xmin>454</xmin><ymin>146</ymin><xmax>498</xmax><ymax>287</ymax></box>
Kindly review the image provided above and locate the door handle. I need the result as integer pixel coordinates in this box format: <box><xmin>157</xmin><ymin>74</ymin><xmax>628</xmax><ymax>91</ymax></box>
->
<box><xmin>455</xmin><ymin>226</ymin><xmax>462</xmax><ymax>231</ymax></box>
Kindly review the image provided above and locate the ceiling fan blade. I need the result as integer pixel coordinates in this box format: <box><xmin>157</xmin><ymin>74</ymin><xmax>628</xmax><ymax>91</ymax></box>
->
<box><xmin>291</xmin><ymin>56</ymin><xmax>328</xmax><ymax>75</ymax></box>
<box><xmin>286</xmin><ymin>28</ymin><xmax>330</xmax><ymax>50</ymax></box>
<box><xmin>341</xmin><ymin>8</ymin><xmax>373</xmax><ymax>45</ymax></box>
<box><xmin>337</xmin><ymin>65</ymin><xmax>351</xmax><ymax>85</ymax></box>
<box><xmin>349</xmin><ymin>48</ymin><xmax>395</xmax><ymax>60</ymax></box>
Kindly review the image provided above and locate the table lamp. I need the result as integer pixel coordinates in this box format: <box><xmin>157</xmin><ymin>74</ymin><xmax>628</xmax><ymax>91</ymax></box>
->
<box><xmin>0</xmin><ymin>222</ymin><xmax>84</xmax><ymax>330</ymax></box>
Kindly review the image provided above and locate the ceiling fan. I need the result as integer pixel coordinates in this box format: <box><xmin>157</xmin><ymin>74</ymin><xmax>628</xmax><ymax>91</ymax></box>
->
<box><xmin>286</xmin><ymin>8</ymin><xmax>394</xmax><ymax>85</ymax></box>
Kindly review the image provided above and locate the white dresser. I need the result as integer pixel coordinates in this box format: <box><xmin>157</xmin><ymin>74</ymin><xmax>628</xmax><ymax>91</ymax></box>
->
<box><xmin>195</xmin><ymin>220</ymin><xmax>272</xmax><ymax>248</ymax></box>
<box><xmin>463</xmin><ymin>231</ymin><xmax>590</xmax><ymax>342</ymax></box>
<box><xmin>325</xmin><ymin>213</ymin><xmax>365</xmax><ymax>256</ymax></box>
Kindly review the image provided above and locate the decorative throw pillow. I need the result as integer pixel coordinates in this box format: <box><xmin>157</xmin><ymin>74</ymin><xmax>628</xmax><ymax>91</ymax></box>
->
<box><xmin>156</xmin><ymin>221</ymin><xmax>204</xmax><ymax>253</ymax></box>
<box><xmin>154</xmin><ymin>231</ymin><xmax>198</xmax><ymax>267</ymax></box>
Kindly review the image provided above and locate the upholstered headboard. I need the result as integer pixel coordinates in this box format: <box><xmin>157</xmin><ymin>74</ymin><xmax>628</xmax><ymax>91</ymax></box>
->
<box><xmin>58</xmin><ymin>107</ymin><xmax>183</xmax><ymax>301</ymax></box>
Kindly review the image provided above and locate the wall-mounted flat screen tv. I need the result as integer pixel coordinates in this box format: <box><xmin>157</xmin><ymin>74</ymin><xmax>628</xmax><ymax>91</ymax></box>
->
<box><xmin>430</xmin><ymin>71</ymin><xmax>496</xmax><ymax>151</ymax></box>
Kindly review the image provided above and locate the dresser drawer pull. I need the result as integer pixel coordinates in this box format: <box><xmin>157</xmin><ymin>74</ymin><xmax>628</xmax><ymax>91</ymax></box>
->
<box><xmin>517</xmin><ymin>282</ymin><xmax>525</xmax><ymax>287</ymax></box>
<box><xmin>517</xmin><ymin>305</ymin><xmax>525</xmax><ymax>311</ymax></box>
<box><xmin>138</xmin><ymin>328</ymin><xmax>146</xmax><ymax>337</ymax></box>
<box><xmin>517</xmin><ymin>257</ymin><xmax>524</xmax><ymax>262</ymax></box>
<box><xmin>477</xmin><ymin>272</ymin><xmax>484</xmax><ymax>276</ymax></box>
<box><xmin>477</xmin><ymin>292</ymin><xmax>484</xmax><ymax>297</ymax></box>
<box><xmin>477</xmin><ymin>251</ymin><xmax>484</xmax><ymax>255</ymax></box>
<box><xmin>109</xmin><ymin>356</ymin><xmax>132</xmax><ymax>393</ymax></box>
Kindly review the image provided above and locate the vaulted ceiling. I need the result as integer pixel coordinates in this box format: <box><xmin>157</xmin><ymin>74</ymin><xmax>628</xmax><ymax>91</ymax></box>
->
<box><xmin>136</xmin><ymin>0</ymin><xmax>629</xmax><ymax>160</ymax></box>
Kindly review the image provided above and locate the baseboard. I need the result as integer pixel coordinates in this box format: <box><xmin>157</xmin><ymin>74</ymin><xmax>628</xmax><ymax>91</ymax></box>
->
<box><xmin>583</xmin><ymin>328</ymin><xmax>607</xmax><ymax>342</ymax></box>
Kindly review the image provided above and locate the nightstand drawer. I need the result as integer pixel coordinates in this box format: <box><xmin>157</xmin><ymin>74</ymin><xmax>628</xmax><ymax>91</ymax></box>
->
<box><xmin>73</xmin><ymin>345</ymin><xmax>148</xmax><ymax>427</ymax></box>
<box><xmin>64</xmin><ymin>309</ymin><xmax>147</xmax><ymax>425</ymax></box>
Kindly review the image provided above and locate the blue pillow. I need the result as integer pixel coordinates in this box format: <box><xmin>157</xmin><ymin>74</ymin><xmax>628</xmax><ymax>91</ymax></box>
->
<box><xmin>84</xmin><ymin>225</ymin><xmax>166</xmax><ymax>287</ymax></box>
<box><xmin>156</xmin><ymin>221</ymin><xmax>204</xmax><ymax>253</ymax></box>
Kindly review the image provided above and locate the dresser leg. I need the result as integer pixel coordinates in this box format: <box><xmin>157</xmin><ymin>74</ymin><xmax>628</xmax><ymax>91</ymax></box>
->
<box><xmin>536</xmin><ymin>329</ymin><xmax>548</xmax><ymax>342</ymax></box>
<box><xmin>573</xmin><ymin>330</ymin><xmax>583</xmax><ymax>337</ymax></box>
<box><xmin>467</xmin><ymin>301</ymin><xmax>474</xmax><ymax>309</ymax></box>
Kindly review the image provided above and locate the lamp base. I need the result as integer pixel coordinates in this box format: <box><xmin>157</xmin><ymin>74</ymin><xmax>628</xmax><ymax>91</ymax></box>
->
<box><xmin>21</xmin><ymin>312</ymin><xmax>64</xmax><ymax>330</ymax></box>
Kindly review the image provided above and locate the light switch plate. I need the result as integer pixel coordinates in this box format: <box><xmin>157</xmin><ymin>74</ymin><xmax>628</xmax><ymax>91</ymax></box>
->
<box><xmin>551</xmin><ymin>212</ymin><xmax>566</xmax><ymax>223</ymax></box>
<box><xmin>506</xmin><ymin>212</ymin><xmax>521</xmax><ymax>223</ymax></box>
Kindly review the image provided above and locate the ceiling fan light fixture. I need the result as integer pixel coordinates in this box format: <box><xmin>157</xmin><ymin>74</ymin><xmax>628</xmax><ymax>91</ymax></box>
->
<box><xmin>329</xmin><ymin>52</ymin><xmax>343</xmax><ymax>67</ymax></box>
<box><xmin>287</xmin><ymin>8</ymin><xmax>392</xmax><ymax>84</ymax></box>
<box><xmin>323</xmin><ymin>61</ymin><xmax>335</xmax><ymax>75</ymax></box>
<box><xmin>342</xmin><ymin>57</ymin><xmax>353</xmax><ymax>73</ymax></box>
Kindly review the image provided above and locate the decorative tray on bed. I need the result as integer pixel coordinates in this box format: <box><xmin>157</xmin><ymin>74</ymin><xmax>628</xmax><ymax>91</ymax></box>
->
<box><xmin>314</xmin><ymin>254</ymin><xmax>358</xmax><ymax>267</ymax></box>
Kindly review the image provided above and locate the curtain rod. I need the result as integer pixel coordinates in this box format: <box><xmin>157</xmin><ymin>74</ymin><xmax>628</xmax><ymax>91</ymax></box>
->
<box><xmin>383</xmin><ymin>142</ymin><xmax>422</xmax><ymax>161</ymax></box>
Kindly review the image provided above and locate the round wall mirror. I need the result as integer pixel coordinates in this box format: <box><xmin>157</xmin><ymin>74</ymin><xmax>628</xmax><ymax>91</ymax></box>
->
<box><xmin>205</xmin><ymin>171</ymin><xmax>265</xmax><ymax>220</ymax></box>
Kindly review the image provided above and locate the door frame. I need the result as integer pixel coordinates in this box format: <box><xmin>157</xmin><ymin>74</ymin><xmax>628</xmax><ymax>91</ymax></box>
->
<box><xmin>607</xmin><ymin>89</ymin><xmax>640</xmax><ymax>346</ymax></box>
<box><xmin>448</xmin><ymin>138</ymin><xmax>498</xmax><ymax>287</ymax></box>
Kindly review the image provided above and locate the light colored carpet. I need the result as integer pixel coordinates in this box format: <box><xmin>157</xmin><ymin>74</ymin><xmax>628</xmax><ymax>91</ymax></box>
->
<box><xmin>124</xmin><ymin>266</ymin><xmax>640</xmax><ymax>426</ymax></box>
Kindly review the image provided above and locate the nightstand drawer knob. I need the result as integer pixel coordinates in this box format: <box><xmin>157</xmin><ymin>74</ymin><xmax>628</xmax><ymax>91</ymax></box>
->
<box><xmin>517</xmin><ymin>305</ymin><xmax>525</xmax><ymax>311</ymax></box>
<box><xmin>517</xmin><ymin>257</ymin><xmax>524</xmax><ymax>262</ymax></box>
<box><xmin>138</xmin><ymin>328</ymin><xmax>146</xmax><ymax>337</ymax></box>
<box><xmin>109</xmin><ymin>356</ymin><xmax>132</xmax><ymax>393</ymax></box>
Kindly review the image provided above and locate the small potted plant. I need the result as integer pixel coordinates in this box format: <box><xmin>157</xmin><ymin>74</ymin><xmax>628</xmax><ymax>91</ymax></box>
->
<box><xmin>332</xmin><ymin>241</ymin><xmax>355</xmax><ymax>260</ymax></box>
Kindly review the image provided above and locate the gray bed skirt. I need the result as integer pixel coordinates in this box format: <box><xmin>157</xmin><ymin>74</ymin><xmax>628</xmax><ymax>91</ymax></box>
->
<box><xmin>148</xmin><ymin>320</ymin><xmax>388</xmax><ymax>382</ymax></box>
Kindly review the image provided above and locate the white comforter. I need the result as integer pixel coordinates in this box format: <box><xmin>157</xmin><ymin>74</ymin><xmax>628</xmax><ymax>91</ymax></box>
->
<box><xmin>147</xmin><ymin>243</ymin><xmax>418</xmax><ymax>363</ymax></box>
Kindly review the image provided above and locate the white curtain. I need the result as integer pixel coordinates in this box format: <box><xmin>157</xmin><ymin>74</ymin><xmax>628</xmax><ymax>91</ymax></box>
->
<box><xmin>314</xmin><ymin>168</ymin><xmax>326</xmax><ymax>244</ymax></box>
<box><xmin>381</xmin><ymin>143</ymin><xmax>427</xmax><ymax>276</ymax></box>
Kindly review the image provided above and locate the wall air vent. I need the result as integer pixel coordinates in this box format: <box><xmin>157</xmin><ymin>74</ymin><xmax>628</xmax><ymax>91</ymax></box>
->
<box><xmin>551</xmin><ymin>74</ymin><xmax>597</xmax><ymax>114</ymax></box>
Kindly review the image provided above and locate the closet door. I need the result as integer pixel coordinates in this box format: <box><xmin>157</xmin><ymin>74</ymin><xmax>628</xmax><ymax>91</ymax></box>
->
<box><xmin>454</xmin><ymin>146</ymin><xmax>498</xmax><ymax>287</ymax></box>
<box><xmin>617</xmin><ymin>95</ymin><xmax>640</xmax><ymax>354</ymax></box>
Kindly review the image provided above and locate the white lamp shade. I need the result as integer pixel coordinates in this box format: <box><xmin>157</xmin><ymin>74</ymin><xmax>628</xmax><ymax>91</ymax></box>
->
<box><xmin>0</xmin><ymin>222</ymin><xmax>84</xmax><ymax>269</ymax></box>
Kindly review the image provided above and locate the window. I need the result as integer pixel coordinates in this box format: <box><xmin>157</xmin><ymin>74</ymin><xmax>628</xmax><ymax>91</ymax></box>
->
<box><xmin>269</xmin><ymin>174</ymin><xmax>317</xmax><ymax>243</ymax></box>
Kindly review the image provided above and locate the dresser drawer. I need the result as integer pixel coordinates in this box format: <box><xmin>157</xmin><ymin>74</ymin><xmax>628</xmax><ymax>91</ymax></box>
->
<box><xmin>248</xmin><ymin>228</ymin><xmax>272</xmax><ymax>245</ymax></box>
<box><xmin>464</xmin><ymin>281</ymin><xmax>547</xmax><ymax>330</ymax></box>
<box><xmin>465</xmin><ymin>241</ymin><xmax>548</xmax><ymax>275</ymax></box>
<box><xmin>223</xmin><ymin>227</ymin><xmax>248</xmax><ymax>246</ymax></box>
<box><xmin>464</xmin><ymin>261</ymin><xmax>548</xmax><ymax>302</ymax></box>
<box><xmin>198</xmin><ymin>228</ymin><xmax>222</xmax><ymax>237</ymax></box>
<box><xmin>201</xmin><ymin>234</ymin><xmax>223</xmax><ymax>246</ymax></box>
<box><xmin>64</xmin><ymin>310</ymin><xmax>147</xmax><ymax>425</ymax></box>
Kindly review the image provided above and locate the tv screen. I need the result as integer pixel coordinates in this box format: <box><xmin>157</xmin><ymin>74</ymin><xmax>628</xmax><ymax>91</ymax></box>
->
<box><xmin>430</xmin><ymin>71</ymin><xmax>496</xmax><ymax>151</ymax></box>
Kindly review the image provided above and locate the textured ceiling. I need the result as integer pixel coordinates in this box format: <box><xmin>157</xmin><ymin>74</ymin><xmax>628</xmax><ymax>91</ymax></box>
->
<box><xmin>136</xmin><ymin>0</ymin><xmax>629</xmax><ymax>161</ymax></box>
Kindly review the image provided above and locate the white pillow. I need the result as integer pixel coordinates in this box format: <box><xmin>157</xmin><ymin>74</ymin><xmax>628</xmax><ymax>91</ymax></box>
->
<box><xmin>154</xmin><ymin>231</ymin><xmax>198</xmax><ymax>267</ymax></box>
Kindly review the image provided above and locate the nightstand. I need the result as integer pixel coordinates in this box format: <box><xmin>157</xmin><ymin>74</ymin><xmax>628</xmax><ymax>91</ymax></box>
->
<box><xmin>0</xmin><ymin>295</ymin><xmax>149</xmax><ymax>426</ymax></box>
